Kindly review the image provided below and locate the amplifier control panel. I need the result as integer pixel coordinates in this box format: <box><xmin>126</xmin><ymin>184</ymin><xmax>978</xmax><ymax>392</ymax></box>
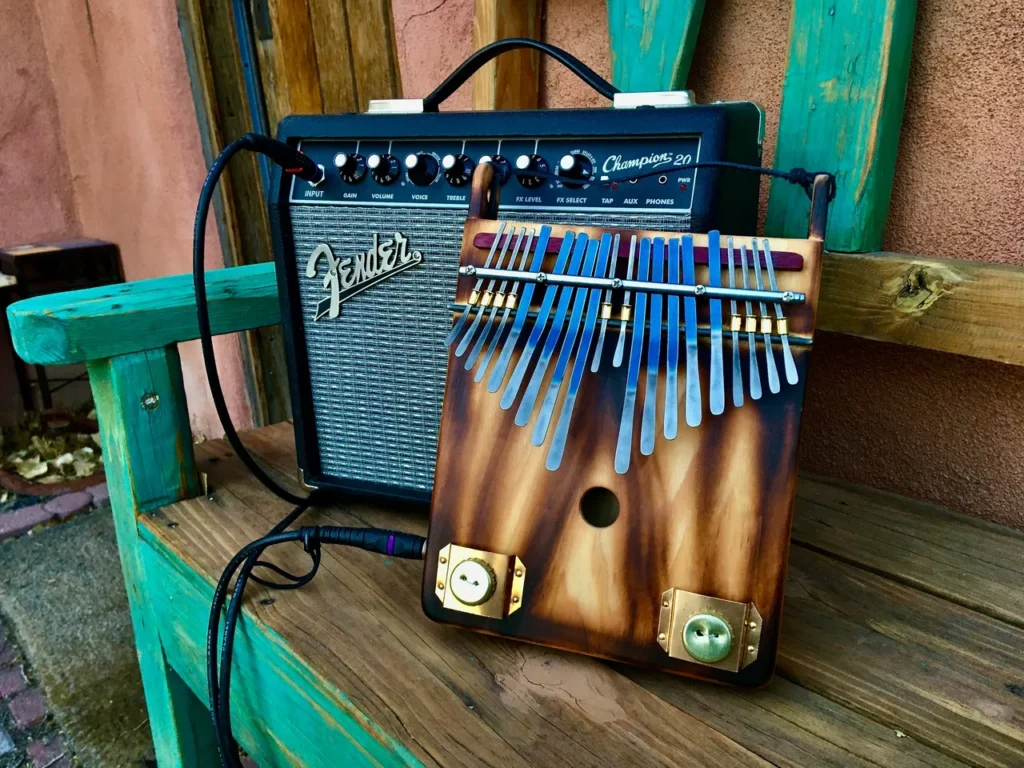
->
<box><xmin>290</xmin><ymin>136</ymin><xmax>702</xmax><ymax>214</ymax></box>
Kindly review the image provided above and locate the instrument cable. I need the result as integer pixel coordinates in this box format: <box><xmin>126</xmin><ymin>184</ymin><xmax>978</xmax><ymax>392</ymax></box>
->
<box><xmin>193</xmin><ymin>133</ymin><xmax>833</xmax><ymax>767</ymax></box>
<box><xmin>193</xmin><ymin>134</ymin><xmax>427</xmax><ymax>767</ymax></box>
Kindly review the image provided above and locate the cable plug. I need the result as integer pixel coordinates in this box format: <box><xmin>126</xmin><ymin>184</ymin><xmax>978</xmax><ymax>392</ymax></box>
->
<box><xmin>242</xmin><ymin>133</ymin><xmax>324</xmax><ymax>186</ymax></box>
<box><xmin>301</xmin><ymin>526</ymin><xmax>427</xmax><ymax>559</ymax></box>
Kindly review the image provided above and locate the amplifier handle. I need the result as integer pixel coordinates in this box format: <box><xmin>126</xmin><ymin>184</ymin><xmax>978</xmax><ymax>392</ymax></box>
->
<box><xmin>423</xmin><ymin>38</ymin><xmax>619</xmax><ymax>112</ymax></box>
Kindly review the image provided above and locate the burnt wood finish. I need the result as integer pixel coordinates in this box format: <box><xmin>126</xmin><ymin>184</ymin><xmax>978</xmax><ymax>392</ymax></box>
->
<box><xmin>424</xmin><ymin>175</ymin><xmax>827</xmax><ymax>686</ymax></box>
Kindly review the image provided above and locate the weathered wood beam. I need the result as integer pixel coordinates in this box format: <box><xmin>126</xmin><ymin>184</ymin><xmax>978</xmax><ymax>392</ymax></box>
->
<box><xmin>818</xmin><ymin>251</ymin><xmax>1024</xmax><ymax>365</ymax></box>
<box><xmin>176</xmin><ymin>0</ymin><xmax>289</xmax><ymax>425</ymax></box>
<box><xmin>472</xmin><ymin>0</ymin><xmax>543</xmax><ymax>110</ymax></box>
<box><xmin>606</xmin><ymin>0</ymin><xmax>706</xmax><ymax>91</ymax></box>
<box><xmin>7</xmin><ymin>265</ymin><xmax>280</xmax><ymax>366</ymax></box>
<box><xmin>766</xmin><ymin>0</ymin><xmax>918</xmax><ymax>252</ymax></box>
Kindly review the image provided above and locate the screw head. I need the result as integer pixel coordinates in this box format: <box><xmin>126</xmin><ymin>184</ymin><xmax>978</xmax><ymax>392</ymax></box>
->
<box><xmin>439</xmin><ymin>556</ymin><xmax>447</xmax><ymax>564</ymax></box>
<box><xmin>662</xmin><ymin>599</ymin><xmax>671</xmax><ymax>607</ymax></box>
<box><xmin>747</xmin><ymin>645</ymin><xmax>756</xmax><ymax>653</ymax></box>
<box><xmin>536</xmin><ymin>273</ymin><xmax>547</xmax><ymax>283</ymax></box>
<box><xmin>695</xmin><ymin>285</ymin><xmax>707</xmax><ymax>296</ymax></box>
<box><xmin>437</xmin><ymin>581</ymin><xmax>445</xmax><ymax>590</ymax></box>
<box><xmin>515</xmin><ymin>569</ymin><xmax>523</xmax><ymax>578</ymax></box>
<box><xmin>141</xmin><ymin>393</ymin><xmax>160</xmax><ymax>411</ymax></box>
<box><xmin>511</xmin><ymin>596</ymin><xmax>520</xmax><ymax>604</ymax></box>
<box><xmin>748</xmin><ymin>621</ymin><xmax>757</xmax><ymax>629</ymax></box>
<box><xmin>612</xmin><ymin>278</ymin><xmax>623</xmax><ymax>289</ymax></box>
<box><xmin>658</xmin><ymin>632</ymin><xmax>667</xmax><ymax>642</ymax></box>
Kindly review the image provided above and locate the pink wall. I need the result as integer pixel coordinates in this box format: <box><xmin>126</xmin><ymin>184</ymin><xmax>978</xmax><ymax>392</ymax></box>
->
<box><xmin>0</xmin><ymin>0</ymin><xmax>252</xmax><ymax>439</ymax></box>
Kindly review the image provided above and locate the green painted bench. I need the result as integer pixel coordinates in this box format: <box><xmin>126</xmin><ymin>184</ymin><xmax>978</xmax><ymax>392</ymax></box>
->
<box><xmin>8</xmin><ymin>1</ymin><xmax>1024</xmax><ymax>764</ymax></box>
<box><xmin>8</xmin><ymin>264</ymin><xmax>1024</xmax><ymax>767</ymax></box>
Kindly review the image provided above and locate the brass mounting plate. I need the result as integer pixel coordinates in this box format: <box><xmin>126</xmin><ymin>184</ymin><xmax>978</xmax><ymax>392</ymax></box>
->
<box><xmin>657</xmin><ymin>589</ymin><xmax>762</xmax><ymax>672</ymax></box>
<box><xmin>435</xmin><ymin>544</ymin><xmax>525</xmax><ymax>620</ymax></box>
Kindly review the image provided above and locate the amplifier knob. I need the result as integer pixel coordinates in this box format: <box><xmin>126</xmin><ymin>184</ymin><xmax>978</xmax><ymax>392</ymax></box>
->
<box><xmin>367</xmin><ymin>153</ymin><xmax>400</xmax><ymax>185</ymax></box>
<box><xmin>406</xmin><ymin>152</ymin><xmax>439</xmax><ymax>186</ymax></box>
<box><xmin>442</xmin><ymin>153</ymin><xmax>475</xmax><ymax>187</ymax></box>
<box><xmin>333</xmin><ymin>152</ymin><xmax>367</xmax><ymax>183</ymax></box>
<box><xmin>479</xmin><ymin>154</ymin><xmax>512</xmax><ymax>185</ymax></box>
<box><xmin>557</xmin><ymin>153</ymin><xmax>593</xmax><ymax>189</ymax></box>
<box><xmin>515</xmin><ymin>154</ymin><xmax>549</xmax><ymax>189</ymax></box>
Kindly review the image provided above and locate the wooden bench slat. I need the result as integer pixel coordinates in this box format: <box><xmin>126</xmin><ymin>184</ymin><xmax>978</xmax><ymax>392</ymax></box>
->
<box><xmin>793</xmin><ymin>474</ymin><xmax>1024</xmax><ymax>627</ymax></box>
<box><xmin>766</xmin><ymin>0</ymin><xmax>917</xmax><ymax>252</ymax></box>
<box><xmin>624</xmin><ymin>671</ymin><xmax>966</xmax><ymax>768</ymax></box>
<box><xmin>780</xmin><ymin>545</ymin><xmax>1024</xmax><ymax>767</ymax></box>
<box><xmin>144</xmin><ymin>438</ymin><xmax>771</xmax><ymax>767</ymax></box>
<box><xmin>138</xmin><ymin>425</ymin><xmax>1024</xmax><ymax>766</ymax></box>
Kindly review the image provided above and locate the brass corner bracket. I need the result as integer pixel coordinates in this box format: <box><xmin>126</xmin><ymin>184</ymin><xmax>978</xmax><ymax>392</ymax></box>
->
<box><xmin>657</xmin><ymin>589</ymin><xmax>763</xmax><ymax>672</ymax></box>
<box><xmin>435</xmin><ymin>543</ymin><xmax>525</xmax><ymax>620</ymax></box>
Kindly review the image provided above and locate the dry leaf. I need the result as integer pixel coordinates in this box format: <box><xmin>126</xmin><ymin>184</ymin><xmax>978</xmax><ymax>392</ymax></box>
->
<box><xmin>13</xmin><ymin>455</ymin><xmax>48</xmax><ymax>479</ymax></box>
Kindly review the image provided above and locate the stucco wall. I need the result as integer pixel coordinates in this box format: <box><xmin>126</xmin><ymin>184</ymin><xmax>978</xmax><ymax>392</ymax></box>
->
<box><xmin>0</xmin><ymin>0</ymin><xmax>252</xmax><ymax>439</ymax></box>
<box><xmin>394</xmin><ymin>0</ymin><xmax>1024</xmax><ymax>528</ymax></box>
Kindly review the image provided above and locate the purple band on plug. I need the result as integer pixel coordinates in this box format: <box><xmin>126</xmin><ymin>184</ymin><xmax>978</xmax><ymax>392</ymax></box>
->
<box><xmin>386</xmin><ymin>534</ymin><xmax>395</xmax><ymax>556</ymax></box>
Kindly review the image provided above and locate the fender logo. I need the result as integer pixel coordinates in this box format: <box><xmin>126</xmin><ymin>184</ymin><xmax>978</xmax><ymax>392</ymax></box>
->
<box><xmin>306</xmin><ymin>232</ymin><xmax>423</xmax><ymax>321</ymax></box>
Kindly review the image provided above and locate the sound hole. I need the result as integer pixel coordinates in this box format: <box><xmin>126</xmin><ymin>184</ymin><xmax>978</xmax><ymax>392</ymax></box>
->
<box><xmin>580</xmin><ymin>487</ymin><xmax>619</xmax><ymax>528</ymax></box>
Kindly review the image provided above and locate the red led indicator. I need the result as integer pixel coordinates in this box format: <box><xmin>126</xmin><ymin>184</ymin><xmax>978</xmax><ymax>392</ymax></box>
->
<box><xmin>611</xmin><ymin>182</ymin><xmax>619</xmax><ymax>190</ymax></box>
<box><xmin>679</xmin><ymin>183</ymin><xmax>687</xmax><ymax>190</ymax></box>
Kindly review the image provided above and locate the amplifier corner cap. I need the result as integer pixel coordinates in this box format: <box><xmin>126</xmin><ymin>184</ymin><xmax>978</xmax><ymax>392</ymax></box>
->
<box><xmin>367</xmin><ymin>98</ymin><xmax>425</xmax><ymax>114</ymax></box>
<box><xmin>613</xmin><ymin>91</ymin><xmax>694</xmax><ymax>109</ymax></box>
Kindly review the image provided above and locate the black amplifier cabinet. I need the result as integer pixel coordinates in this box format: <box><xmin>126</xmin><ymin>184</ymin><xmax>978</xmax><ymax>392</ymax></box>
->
<box><xmin>270</xmin><ymin>99</ymin><xmax>764</xmax><ymax>502</ymax></box>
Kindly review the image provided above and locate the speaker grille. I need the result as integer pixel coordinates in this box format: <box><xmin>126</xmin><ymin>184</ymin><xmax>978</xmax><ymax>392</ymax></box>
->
<box><xmin>291</xmin><ymin>205</ymin><xmax>690</xmax><ymax>495</ymax></box>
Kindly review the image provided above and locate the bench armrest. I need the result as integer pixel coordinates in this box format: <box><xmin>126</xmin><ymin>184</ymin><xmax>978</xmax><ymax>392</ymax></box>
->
<box><xmin>7</xmin><ymin>263</ymin><xmax>281</xmax><ymax>365</ymax></box>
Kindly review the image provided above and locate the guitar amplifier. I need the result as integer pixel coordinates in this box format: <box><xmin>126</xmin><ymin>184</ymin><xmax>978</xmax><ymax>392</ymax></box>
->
<box><xmin>270</xmin><ymin>95</ymin><xmax>765</xmax><ymax>502</ymax></box>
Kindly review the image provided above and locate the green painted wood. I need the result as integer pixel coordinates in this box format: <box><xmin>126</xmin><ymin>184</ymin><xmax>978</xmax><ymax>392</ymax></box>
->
<box><xmin>765</xmin><ymin>0</ymin><xmax>917</xmax><ymax>252</ymax></box>
<box><xmin>138</xmin><ymin>527</ymin><xmax>424</xmax><ymax>768</ymax></box>
<box><xmin>87</xmin><ymin>348</ymin><xmax>214</xmax><ymax>766</ymax></box>
<box><xmin>8</xmin><ymin>263</ymin><xmax>280</xmax><ymax>366</ymax></box>
<box><xmin>607</xmin><ymin>0</ymin><xmax>706</xmax><ymax>91</ymax></box>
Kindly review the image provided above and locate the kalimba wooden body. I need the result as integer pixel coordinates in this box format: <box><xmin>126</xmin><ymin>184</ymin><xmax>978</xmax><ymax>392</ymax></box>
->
<box><xmin>423</xmin><ymin>167</ymin><xmax>829</xmax><ymax>685</ymax></box>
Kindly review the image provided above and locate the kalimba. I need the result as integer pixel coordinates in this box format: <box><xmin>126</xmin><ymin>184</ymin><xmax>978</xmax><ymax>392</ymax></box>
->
<box><xmin>423</xmin><ymin>165</ymin><xmax>829</xmax><ymax>684</ymax></box>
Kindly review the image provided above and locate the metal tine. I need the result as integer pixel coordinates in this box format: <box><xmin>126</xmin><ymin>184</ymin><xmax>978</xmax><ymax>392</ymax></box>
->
<box><xmin>708</xmin><ymin>230</ymin><xmax>725</xmax><ymax>415</ymax></box>
<box><xmin>739</xmin><ymin>244</ymin><xmax>762</xmax><ymax>400</ymax></box>
<box><xmin>727</xmin><ymin>237</ymin><xmax>744</xmax><ymax>408</ymax></box>
<box><xmin>509</xmin><ymin>234</ymin><xmax>591</xmax><ymax>419</ymax></box>
<box><xmin>455</xmin><ymin>225</ymin><xmax>516</xmax><ymax>356</ymax></box>
<box><xmin>640</xmin><ymin>238</ymin><xmax>665</xmax><ymax>455</ymax></box>
<box><xmin>466</xmin><ymin>228</ymin><xmax>527</xmax><ymax>371</ymax></box>
<box><xmin>446</xmin><ymin>221</ymin><xmax>507</xmax><ymax>347</ymax></box>
<box><xmin>499</xmin><ymin>232</ymin><xmax>578</xmax><ymax>406</ymax></box>
<box><xmin>487</xmin><ymin>226</ymin><xmax>555</xmax><ymax>393</ymax></box>
<box><xmin>530</xmin><ymin>237</ymin><xmax>603</xmax><ymax>444</ymax></box>
<box><xmin>612</xmin><ymin>236</ymin><xmax>638</xmax><ymax>367</ymax></box>
<box><xmin>682</xmin><ymin>235</ymin><xmax>702</xmax><ymax>427</ymax></box>
<box><xmin>751</xmin><ymin>238</ymin><xmax>780</xmax><ymax>394</ymax></box>
<box><xmin>475</xmin><ymin>228</ymin><xmax>535</xmax><ymax>382</ymax></box>
<box><xmin>590</xmin><ymin>233</ymin><xmax>620</xmax><ymax>372</ymax></box>
<box><xmin>614</xmin><ymin>237</ymin><xmax>651</xmax><ymax>474</ymax></box>
<box><xmin>545</xmin><ymin>234</ymin><xmax>614</xmax><ymax>469</ymax></box>
<box><xmin>664</xmin><ymin>238</ymin><xmax>680</xmax><ymax>440</ymax></box>
<box><xmin>762</xmin><ymin>238</ymin><xmax>799</xmax><ymax>385</ymax></box>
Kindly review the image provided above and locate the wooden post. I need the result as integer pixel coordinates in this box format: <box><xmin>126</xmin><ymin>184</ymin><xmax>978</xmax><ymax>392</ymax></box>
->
<box><xmin>606</xmin><ymin>0</ymin><xmax>706</xmax><ymax>91</ymax></box>
<box><xmin>87</xmin><ymin>348</ymin><xmax>214</xmax><ymax>766</ymax></box>
<box><xmin>765</xmin><ymin>0</ymin><xmax>918</xmax><ymax>252</ymax></box>
<box><xmin>473</xmin><ymin>0</ymin><xmax>543</xmax><ymax>110</ymax></box>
